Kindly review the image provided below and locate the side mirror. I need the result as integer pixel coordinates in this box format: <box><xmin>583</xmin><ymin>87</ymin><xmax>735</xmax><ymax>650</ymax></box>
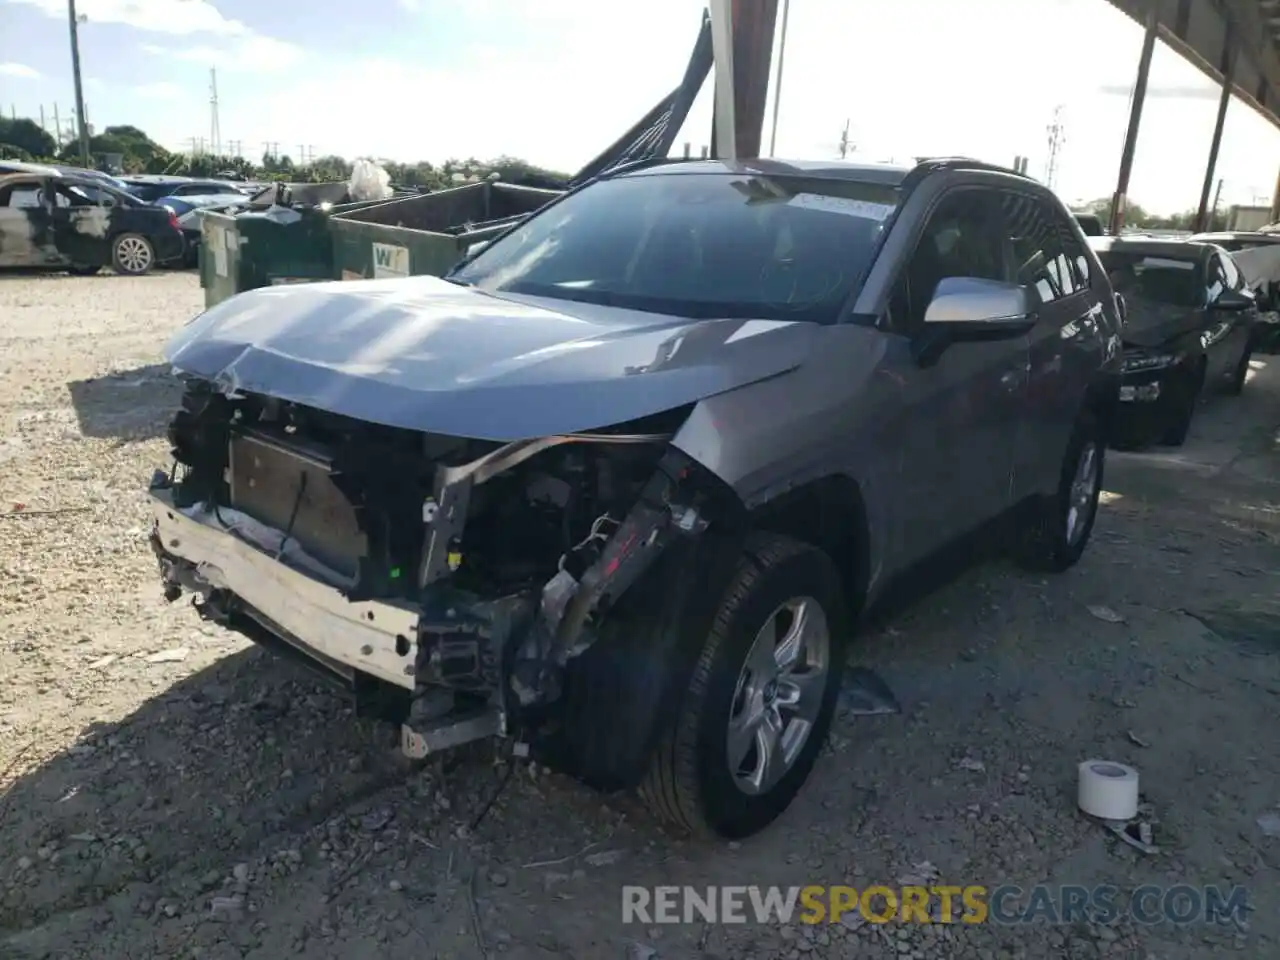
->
<box><xmin>1213</xmin><ymin>288</ymin><xmax>1254</xmax><ymax>311</ymax></box>
<box><xmin>913</xmin><ymin>277</ymin><xmax>1035</xmax><ymax>367</ymax></box>
<box><xmin>464</xmin><ymin>239</ymin><xmax>491</xmax><ymax>258</ymax></box>
<box><xmin>923</xmin><ymin>276</ymin><xmax>1033</xmax><ymax>326</ymax></box>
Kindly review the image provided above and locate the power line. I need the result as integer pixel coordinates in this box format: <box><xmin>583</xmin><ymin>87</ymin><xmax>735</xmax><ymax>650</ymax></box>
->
<box><xmin>1045</xmin><ymin>105</ymin><xmax>1066</xmax><ymax>189</ymax></box>
<box><xmin>67</xmin><ymin>0</ymin><xmax>91</xmax><ymax>166</ymax></box>
<box><xmin>838</xmin><ymin>119</ymin><xmax>853</xmax><ymax>159</ymax></box>
<box><xmin>209</xmin><ymin>67</ymin><xmax>221</xmax><ymax>158</ymax></box>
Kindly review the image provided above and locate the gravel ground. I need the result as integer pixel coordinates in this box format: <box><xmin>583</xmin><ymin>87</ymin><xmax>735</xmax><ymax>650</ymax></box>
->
<box><xmin>1</xmin><ymin>271</ymin><xmax>1278</xmax><ymax>960</ymax></box>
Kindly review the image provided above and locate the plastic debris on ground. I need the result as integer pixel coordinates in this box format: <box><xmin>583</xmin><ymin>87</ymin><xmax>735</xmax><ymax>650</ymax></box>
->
<box><xmin>347</xmin><ymin>159</ymin><xmax>394</xmax><ymax>203</ymax></box>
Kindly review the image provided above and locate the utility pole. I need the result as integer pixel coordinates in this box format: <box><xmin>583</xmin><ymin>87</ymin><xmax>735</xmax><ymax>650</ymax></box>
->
<box><xmin>1210</xmin><ymin>177</ymin><xmax>1224</xmax><ymax>229</ymax></box>
<box><xmin>209</xmin><ymin>67</ymin><xmax>221</xmax><ymax>157</ymax></box>
<box><xmin>67</xmin><ymin>0</ymin><xmax>91</xmax><ymax>167</ymax></box>
<box><xmin>767</xmin><ymin>0</ymin><xmax>790</xmax><ymax>157</ymax></box>
<box><xmin>837</xmin><ymin>119</ymin><xmax>852</xmax><ymax>159</ymax></box>
<box><xmin>1045</xmin><ymin>105</ymin><xmax>1066</xmax><ymax>189</ymax></box>
<box><xmin>53</xmin><ymin>103</ymin><xmax>62</xmax><ymax>148</ymax></box>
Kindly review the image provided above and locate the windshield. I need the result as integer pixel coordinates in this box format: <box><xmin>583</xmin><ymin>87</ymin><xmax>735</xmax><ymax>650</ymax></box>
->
<box><xmin>1097</xmin><ymin>250</ymin><xmax>1203</xmax><ymax>308</ymax></box>
<box><xmin>448</xmin><ymin>171</ymin><xmax>900</xmax><ymax>323</ymax></box>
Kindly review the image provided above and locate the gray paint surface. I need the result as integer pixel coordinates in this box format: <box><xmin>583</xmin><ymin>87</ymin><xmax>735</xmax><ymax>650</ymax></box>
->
<box><xmin>164</xmin><ymin>275</ymin><xmax>814</xmax><ymax>442</ymax></box>
<box><xmin>164</xmin><ymin>159</ymin><xmax>1124</xmax><ymax>603</ymax></box>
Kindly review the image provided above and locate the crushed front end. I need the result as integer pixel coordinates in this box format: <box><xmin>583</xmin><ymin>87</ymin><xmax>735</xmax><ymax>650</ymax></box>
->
<box><xmin>150</xmin><ymin>378</ymin><xmax>711</xmax><ymax>760</ymax></box>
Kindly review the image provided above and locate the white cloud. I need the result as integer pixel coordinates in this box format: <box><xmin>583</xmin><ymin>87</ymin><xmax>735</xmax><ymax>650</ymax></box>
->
<box><xmin>141</xmin><ymin>34</ymin><xmax>302</xmax><ymax>72</ymax></box>
<box><xmin>81</xmin><ymin>0</ymin><xmax>1278</xmax><ymax>213</ymax></box>
<box><xmin>10</xmin><ymin>0</ymin><xmax>299</xmax><ymax>75</ymax></box>
<box><xmin>397</xmin><ymin>0</ymin><xmax>422</xmax><ymax>10</ymax></box>
<box><xmin>7</xmin><ymin>0</ymin><xmax>248</xmax><ymax>35</ymax></box>
<box><xmin>0</xmin><ymin>62</ymin><xmax>41</xmax><ymax>79</ymax></box>
<box><xmin>135</xmin><ymin>81</ymin><xmax>183</xmax><ymax>100</ymax></box>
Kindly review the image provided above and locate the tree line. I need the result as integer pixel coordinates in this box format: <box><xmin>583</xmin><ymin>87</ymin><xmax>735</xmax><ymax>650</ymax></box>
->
<box><xmin>0</xmin><ymin>115</ymin><xmax>570</xmax><ymax>191</ymax></box>
<box><xmin>1</xmin><ymin>114</ymin><xmax>1240</xmax><ymax>224</ymax></box>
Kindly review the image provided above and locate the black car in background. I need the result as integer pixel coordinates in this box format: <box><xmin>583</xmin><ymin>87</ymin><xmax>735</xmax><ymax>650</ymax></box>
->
<box><xmin>1089</xmin><ymin>236</ymin><xmax>1257</xmax><ymax>446</ymax></box>
<box><xmin>120</xmin><ymin>175</ymin><xmax>247</xmax><ymax>203</ymax></box>
<box><xmin>0</xmin><ymin>171</ymin><xmax>185</xmax><ymax>275</ymax></box>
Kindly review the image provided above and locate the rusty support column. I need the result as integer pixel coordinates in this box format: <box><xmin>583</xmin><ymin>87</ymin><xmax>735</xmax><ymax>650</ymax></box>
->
<box><xmin>1271</xmin><ymin>165</ymin><xmax>1280</xmax><ymax>224</ymax></box>
<box><xmin>1194</xmin><ymin>36</ymin><xmax>1235</xmax><ymax>232</ymax></box>
<box><xmin>710</xmin><ymin>0</ymin><xmax>779</xmax><ymax>159</ymax></box>
<box><xmin>1110</xmin><ymin>1</ymin><xmax>1159</xmax><ymax>234</ymax></box>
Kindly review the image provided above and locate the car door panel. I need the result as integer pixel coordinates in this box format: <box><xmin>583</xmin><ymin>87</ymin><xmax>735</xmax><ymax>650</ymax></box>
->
<box><xmin>0</xmin><ymin>180</ymin><xmax>63</xmax><ymax>267</ymax></box>
<box><xmin>50</xmin><ymin>182</ymin><xmax>110</xmax><ymax>266</ymax></box>
<box><xmin>1003</xmin><ymin>191</ymin><xmax>1106</xmax><ymax>501</ymax></box>
<box><xmin>882</xmin><ymin>187</ymin><xmax>1029</xmax><ymax>571</ymax></box>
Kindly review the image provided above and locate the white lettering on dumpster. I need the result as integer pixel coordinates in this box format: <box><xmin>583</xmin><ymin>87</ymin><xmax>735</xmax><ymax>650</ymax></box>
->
<box><xmin>372</xmin><ymin>242</ymin><xmax>410</xmax><ymax>279</ymax></box>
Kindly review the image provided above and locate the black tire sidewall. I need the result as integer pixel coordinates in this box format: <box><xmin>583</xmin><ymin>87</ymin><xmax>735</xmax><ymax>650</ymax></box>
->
<box><xmin>691</xmin><ymin>546</ymin><xmax>847</xmax><ymax>839</ymax></box>
<box><xmin>1161</xmin><ymin>360</ymin><xmax>1203</xmax><ymax>444</ymax></box>
<box><xmin>1227</xmin><ymin>341</ymin><xmax>1252</xmax><ymax>394</ymax></box>
<box><xmin>112</xmin><ymin>233</ymin><xmax>155</xmax><ymax>275</ymax></box>
<box><xmin>1036</xmin><ymin>413</ymin><xmax>1104</xmax><ymax>570</ymax></box>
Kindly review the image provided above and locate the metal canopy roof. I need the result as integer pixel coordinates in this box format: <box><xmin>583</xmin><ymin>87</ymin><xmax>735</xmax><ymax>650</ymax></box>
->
<box><xmin>1107</xmin><ymin>0</ymin><xmax>1280</xmax><ymax>130</ymax></box>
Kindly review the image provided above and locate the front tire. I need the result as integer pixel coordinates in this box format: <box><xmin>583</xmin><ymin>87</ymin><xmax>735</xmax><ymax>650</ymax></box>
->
<box><xmin>1224</xmin><ymin>340</ymin><xmax>1253</xmax><ymax>396</ymax></box>
<box><xmin>639</xmin><ymin>533</ymin><xmax>848</xmax><ymax>840</ymax></box>
<box><xmin>1014</xmin><ymin>411</ymin><xmax>1104</xmax><ymax>573</ymax></box>
<box><xmin>111</xmin><ymin>233</ymin><xmax>156</xmax><ymax>276</ymax></box>
<box><xmin>1159</xmin><ymin>359</ymin><xmax>1204</xmax><ymax>446</ymax></box>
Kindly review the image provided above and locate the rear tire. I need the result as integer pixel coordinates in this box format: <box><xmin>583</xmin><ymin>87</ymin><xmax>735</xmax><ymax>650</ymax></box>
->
<box><xmin>1014</xmin><ymin>410</ymin><xmax>1104</xmax><ymax>573</ymax></box>
<box><xmin>639</xmin><ymin>533</ymin><xmax>848</xmax><ymax>840</ymax></box>
<box><xmin>111</xmin><ymin>233</ymin><xmax>156</xmax><ymax>276</ymax></box>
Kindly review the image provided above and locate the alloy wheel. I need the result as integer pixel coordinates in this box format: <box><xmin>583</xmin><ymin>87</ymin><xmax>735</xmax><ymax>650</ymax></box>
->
<box><xmin>726</xmin><ymin>597</ymin><xmax>831</xmax><ymax>796</ymax></box>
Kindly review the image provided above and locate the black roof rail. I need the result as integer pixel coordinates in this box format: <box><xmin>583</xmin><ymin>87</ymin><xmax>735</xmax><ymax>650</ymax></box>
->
<box><xmin>899</xmin><ymin>156</ymin><xmax>1033</xmax><ymax>193</ymax></box>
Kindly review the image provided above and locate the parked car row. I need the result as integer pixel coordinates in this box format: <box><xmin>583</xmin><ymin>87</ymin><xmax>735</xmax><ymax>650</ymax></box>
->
<box><xmin>0</xmin><ymin>166</ymin><xmax>261</xmax><ymax>274</ymax></box>
<box><xmin>1090</xmin><ymin>234</ymin><xmax>1257</xmax><ymax>447</ymax></box>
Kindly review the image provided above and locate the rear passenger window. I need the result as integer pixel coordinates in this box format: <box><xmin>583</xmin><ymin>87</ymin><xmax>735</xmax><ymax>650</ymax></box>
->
<box><xmin>1002</xmin><ymin>192</ymin><xmax>1088</xmax><ymax>304</ymax></box>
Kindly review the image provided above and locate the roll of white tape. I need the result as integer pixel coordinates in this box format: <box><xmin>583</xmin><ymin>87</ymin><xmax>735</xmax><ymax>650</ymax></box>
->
<box><xmin>1077</xmin><ymin>760</ymin><xmax>1139</xmax><ymax>820</ymax></box>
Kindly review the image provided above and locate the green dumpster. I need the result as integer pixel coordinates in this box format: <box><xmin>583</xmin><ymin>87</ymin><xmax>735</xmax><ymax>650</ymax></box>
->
<box><xmin>197</xmin><ymin>182</ymin><xmax>388</xmax><ymax>309</ymax></box>
<box><xmin>330</xmin><ymin>181</ymin><xmax>562</xmax><ymax>282</ymax></box>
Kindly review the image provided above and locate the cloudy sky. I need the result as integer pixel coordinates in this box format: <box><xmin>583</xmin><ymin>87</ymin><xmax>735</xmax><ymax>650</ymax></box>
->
<box><xmin>1</xmin><ymin>0</ymin><xmax>1278</xmax><ymax>213</ymax></box>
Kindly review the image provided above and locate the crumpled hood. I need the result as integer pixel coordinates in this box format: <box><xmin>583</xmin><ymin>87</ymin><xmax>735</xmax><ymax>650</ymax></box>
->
<box><xmin>165</xmin><ymin>275</ymin><xmax>815</xmax><ymax>441</ymax></box>
<box><xmin>1120</xmin><ymin>296</ymin><xmax>1203</xmax><ymax>350</ymax></box>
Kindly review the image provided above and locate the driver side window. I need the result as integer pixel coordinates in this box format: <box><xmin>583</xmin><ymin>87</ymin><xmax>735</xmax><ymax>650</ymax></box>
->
<box><xmin>1206</xmin><ymin>256</ymin><xmax>1226</xmax><ymax>304</ymax></box>
<box><xmin>889</xmin><ymin>189</ymin><xmax>1008</xmax><ymax>333</ymax></box>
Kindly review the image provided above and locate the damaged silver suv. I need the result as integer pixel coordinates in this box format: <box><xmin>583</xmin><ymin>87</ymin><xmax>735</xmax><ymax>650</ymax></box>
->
<box><xmin>151</xmin><ymin>157</ymin><xmax>1122</xmax><ymax>840</ymax></box>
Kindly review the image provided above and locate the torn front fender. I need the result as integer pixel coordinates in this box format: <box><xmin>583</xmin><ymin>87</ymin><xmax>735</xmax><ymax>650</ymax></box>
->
<box><xmin>553</xmin><ymin>523</ymin><xmax>747</xmax><ymax>791</ymax></box>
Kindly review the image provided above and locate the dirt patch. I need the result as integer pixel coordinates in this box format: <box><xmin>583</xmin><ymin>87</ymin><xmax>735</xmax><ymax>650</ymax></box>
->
<box><xmin>1</xmin><ymin>273</ymin><xmax>1277</xmax><ymax>959</ymax></box>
